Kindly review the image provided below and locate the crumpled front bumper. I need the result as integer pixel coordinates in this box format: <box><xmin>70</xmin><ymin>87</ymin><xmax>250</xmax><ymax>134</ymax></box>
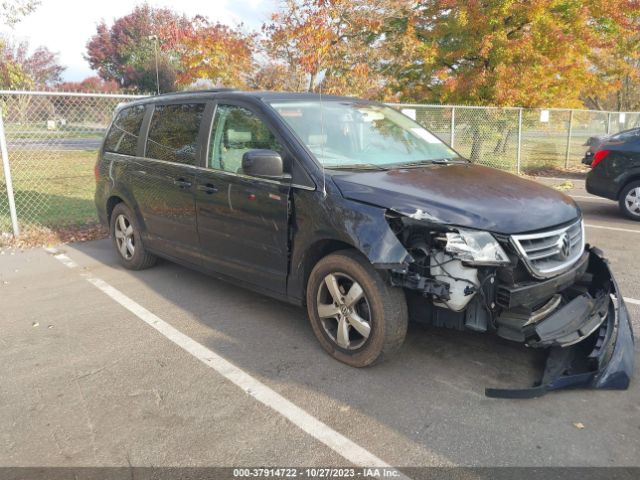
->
<box><xmin>486</xmin><ymin>247</ymin><xmax>635</xmax><ymax>398</ymax></box>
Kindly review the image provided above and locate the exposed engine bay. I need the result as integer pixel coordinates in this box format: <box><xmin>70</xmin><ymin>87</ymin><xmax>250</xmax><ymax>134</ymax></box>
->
<box><xmin>384</xmin><ymin>210</ymin><xmax>634</xmax><ymax>397</ymax></box>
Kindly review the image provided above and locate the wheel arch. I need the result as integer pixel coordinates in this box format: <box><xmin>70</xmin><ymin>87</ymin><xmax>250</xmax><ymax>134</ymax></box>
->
<box><xmin>297</xmin><ymin>238</ymin><xmax>360</xmax><ymax>305</ymax></box>
<box><xmin>105</xmin><ymin>193</ymin><xmax>147</xmax><ymax>232</ymax></box>
<box><xmin>106</xmin><ymin>195</ymin><xmax>124</xmax><ymax>224</ymax></box>
<box><xmin>616</xmin><ymin>170</ymin><xmax>640</xmax><ymax>199</ymax></box>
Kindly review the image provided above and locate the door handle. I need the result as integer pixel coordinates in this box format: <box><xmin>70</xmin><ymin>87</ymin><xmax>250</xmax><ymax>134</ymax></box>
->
<box><xmin>173</xmin><ymin>178</ymin><xmax>192</xmax><ymax>189</ymax></box>
<box><xmin>197</xmin><ymin>183</ymin><xmax>218</xmax><ymax>194</ymax></box>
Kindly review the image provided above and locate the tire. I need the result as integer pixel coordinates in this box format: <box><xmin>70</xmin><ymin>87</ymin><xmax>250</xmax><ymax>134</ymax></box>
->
<box><xmin>618</xmin><ymin>181</ymin><xmax>640</xmax><ymax>221</ymax></box>
<box><xmin>306</xmin><ymin>250</ymin><xmax>408</xmax><ymax>367</ymax></box>
<box><xmin>110</xmin><ymin>203</ymin><xmax>157</xmax><ymax>270</ymax></box>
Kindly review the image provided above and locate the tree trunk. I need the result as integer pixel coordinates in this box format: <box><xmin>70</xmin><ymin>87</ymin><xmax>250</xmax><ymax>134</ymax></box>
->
<box><xmin>470</xmin><ymin>127</ymin><xmax>484</xmax><ymax>163</ymax></box>
<box><xmin>307</xmin><ymin>73</ymin><xmax>316</xmax><ymax>93</ymax></box>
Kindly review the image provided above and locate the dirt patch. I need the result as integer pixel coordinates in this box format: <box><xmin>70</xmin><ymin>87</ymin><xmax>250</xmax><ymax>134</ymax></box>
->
<box><xmin>523</xmin><ymin>165</ymin><xmax>589</xmax><ymax>179</ymax></box>
<box><xmin>0</xmin><ymin>223</ymin><xmax>108</xmax><ymax>250</ymax></box>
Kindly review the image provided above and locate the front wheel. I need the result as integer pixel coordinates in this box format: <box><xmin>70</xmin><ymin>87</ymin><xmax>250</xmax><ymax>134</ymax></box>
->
<box><xmin>306</xmin><ymin>250</ymin><xmax>408</xmax><ymax>367</ymax></box>
<box><xmin>619</xmin><ymin>181</ymin><xmax>640</xmax><ymax>221</ymax></box>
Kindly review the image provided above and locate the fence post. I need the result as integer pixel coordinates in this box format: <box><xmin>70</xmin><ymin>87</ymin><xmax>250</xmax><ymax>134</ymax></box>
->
<box><xmin>450</xmin><ymin>107</ymin><xmax>455</xmax><ymax>148</ymax></box>
<box><xmin>564</xmin><ymin>109</ymin><xmax>574</xmax><ymax>169</ymax></box>
<box><xmin>516</xmin><ymin>108</ymin><xmax>522</xmax><ymax>175</ymax></box>
<box><xmin>606</xmin><ymin>112</ymin><xmax>612</xmax><ymax>135</ymax></box>
<box><xmin>0</xmin><ymin>110</ymin><xmax>19</xmax><ymax>237</ymax></box>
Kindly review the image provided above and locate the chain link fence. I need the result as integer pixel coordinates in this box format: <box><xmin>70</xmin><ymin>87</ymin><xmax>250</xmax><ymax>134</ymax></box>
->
<box><xmin>0</xmin><ymin>91</ymin><xmax>144</xmax><ymax>235</ymax></box>
<box><xmin>394</xmin><ymin>104</ymin><xmax>639</xmax><ymax>173</ymax></box>
<box><xmin>1</xmin><ymin>90</ymin><xmax>639</xmax><ymax>236</ymax></box>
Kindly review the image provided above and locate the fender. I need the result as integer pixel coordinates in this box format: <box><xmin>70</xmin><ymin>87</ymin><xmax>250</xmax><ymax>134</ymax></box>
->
<box><xmin>615</xmin><ymin>166</ymin><xmax>640</xmax><ymax>197</ymax></box>
<box><xmin>286</xmin><ymin>183</ymin><xmax>413</xmax><ymax>302</ymax></box>
<box><xmin>101</xmin><ymin>155</ymin><xmax>148</xmax><ymax>233</ymax></box>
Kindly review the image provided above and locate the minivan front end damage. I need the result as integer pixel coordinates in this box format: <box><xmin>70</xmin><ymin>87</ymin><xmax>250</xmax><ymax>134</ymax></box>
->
<box><xmin>381</xmin><ymin>210</ymin><xmax>634</xmax><ymax>397</ymax></box>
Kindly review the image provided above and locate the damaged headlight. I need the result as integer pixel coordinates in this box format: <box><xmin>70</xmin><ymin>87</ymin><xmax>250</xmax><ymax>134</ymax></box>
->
<box><xmin>445</xmin><ymin>228</ymin><xmax>510</xmax><ymax>266</ymax></box>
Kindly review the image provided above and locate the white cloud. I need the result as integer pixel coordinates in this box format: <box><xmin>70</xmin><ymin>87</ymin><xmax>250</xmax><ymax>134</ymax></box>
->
<box><xmin>4</xmin><ymin>0</ymin><xmax>276</xmax><ymax>81</ymax></box>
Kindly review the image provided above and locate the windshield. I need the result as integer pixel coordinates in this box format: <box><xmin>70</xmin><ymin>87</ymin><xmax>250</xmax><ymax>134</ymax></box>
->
<box><xmin>268</xmin><ymin>100</ymin><xmax>460</xmax><ymax>168</ymax></box>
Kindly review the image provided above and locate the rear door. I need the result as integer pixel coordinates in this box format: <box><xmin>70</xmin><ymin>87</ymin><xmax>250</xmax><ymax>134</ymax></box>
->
<box><xmin>196</xmin><ymin>102</ymin><xmax>292</xmax><ymax>293</ymax></box>
<box><xmin>131</xmin><ymin>102</ymin><xmax>208</xmax><ymax>264</ymax></box>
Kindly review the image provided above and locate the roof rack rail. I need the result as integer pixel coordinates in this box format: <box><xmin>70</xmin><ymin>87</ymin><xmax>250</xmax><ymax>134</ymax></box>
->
<box><xmin>152</xmin><ymin>88</ymin><xmax>237</xmax><ymax>97</ymax></box>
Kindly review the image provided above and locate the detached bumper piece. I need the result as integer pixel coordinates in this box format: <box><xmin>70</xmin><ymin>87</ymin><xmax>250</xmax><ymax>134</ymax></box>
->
<box><xmin>486</xmin><ymin>248</ymin><xmax>635</xmax><ymax>399</ymax></box>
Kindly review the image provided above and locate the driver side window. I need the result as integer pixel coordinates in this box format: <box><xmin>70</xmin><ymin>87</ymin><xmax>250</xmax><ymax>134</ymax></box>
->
<box><xmin>209</xmin><ymin>104</ymin><xmax>283</xmax><ymax>174</ymax></box>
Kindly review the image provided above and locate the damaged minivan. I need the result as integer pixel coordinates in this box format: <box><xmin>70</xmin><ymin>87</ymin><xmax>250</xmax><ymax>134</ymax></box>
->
<box><xmin>95</xmin><ymin>90</ymin><xmax>634</xmax><ymax>397</ymax></box>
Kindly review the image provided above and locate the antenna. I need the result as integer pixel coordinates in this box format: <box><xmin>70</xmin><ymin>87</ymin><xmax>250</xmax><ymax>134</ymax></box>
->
<box><xmin>318</xmin><ymin>71</ymin><xmax>327</xmax><ymax>198</ymax></box>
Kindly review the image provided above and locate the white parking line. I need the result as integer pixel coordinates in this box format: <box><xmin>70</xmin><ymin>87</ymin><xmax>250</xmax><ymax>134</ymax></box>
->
<box><xmin>585</xmin><ymin>224</ymin><xmax>640</xmax><ymax>234</ymax></box>
<box><xmin>45</xmin><ymin>248</ymin><xmax>79</xmax><ymax>269</ymax></box>
<box><xmin>625</xmin><ymin>297</ymin><xmax>640</xmax><ymax>306</ymax></box>
<box><xmin>49</xmin><ymin>250</ymin><xmax>410</xmax><ymax>478</ymax></box>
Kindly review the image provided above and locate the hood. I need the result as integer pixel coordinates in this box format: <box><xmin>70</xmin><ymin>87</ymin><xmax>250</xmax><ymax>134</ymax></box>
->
<box><xmin>331</xmin><ymin>163</ymin><xmax>580</xmax><ymax>235</ymax></box>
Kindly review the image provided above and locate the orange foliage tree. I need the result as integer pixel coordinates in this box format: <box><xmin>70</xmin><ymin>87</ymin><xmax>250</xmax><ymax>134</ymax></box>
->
<box><xmin>174</xmin><ymin>18</ymin><xmax>256</xmax><ymax>88</ymax></box>
<box><xmin>263</xmin><ymin>0</ymin><xmax>402</xmax><ymax>97</ymax></box>
<box><xmin>378</xmin><ymin>0</ymin><xmax>640</xmax><ymax>107</ymax></box>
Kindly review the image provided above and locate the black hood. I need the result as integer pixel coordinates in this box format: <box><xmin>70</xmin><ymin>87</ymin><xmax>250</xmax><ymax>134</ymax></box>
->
<box><xmin>331</xmin><ymin>163</ymin><xmax>581</xmax><ymax>235</ymax></box>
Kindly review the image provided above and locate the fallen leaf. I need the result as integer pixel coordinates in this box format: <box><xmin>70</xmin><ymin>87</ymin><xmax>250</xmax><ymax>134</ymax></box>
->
<box><xmin>553</xmin><ymin>181</ymin><xmax>574</xmax><ymax>192</ymax></box>
<box><xmin>573</xmin><ymin>422</ymin><xmax>585</xmax><ymax>429</ymax></box>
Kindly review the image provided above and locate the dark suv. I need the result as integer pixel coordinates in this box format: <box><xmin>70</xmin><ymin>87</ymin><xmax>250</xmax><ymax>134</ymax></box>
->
<box><xmin>95</xmin><ymin>90</ymin><xmax>633</xmax><ymax>397</ymax></box>
<box><xmin>583</xmin><ymin>128</ymin><xmax>640</xmax><ymax>220</ymax></box>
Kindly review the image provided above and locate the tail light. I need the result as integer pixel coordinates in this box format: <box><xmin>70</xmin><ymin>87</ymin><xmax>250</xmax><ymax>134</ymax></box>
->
<box><xmin>94</xmin><ymin>160</ymin><xmax>100</xmax><ymax>180</ymax></box>
<box><xmin>591</xmin><ymin>150</ymin><xmax>610</xmax><ymax>168</ymax></box>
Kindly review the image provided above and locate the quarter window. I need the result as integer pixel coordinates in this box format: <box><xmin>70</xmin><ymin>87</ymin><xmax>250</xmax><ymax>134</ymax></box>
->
<box><xmin>104</xmin><ymin>105</ymin><xmax>145</xmax><ymax>156</ymax></box>
<box><xmin>146</xmin><ymin>103</ymin><xmax>206</xmax><ymax>165</ymax></box>
<box><xmin>209</xmin><ymin>104</ymin><xmax>282</xmax><ymax>173</ymax></box>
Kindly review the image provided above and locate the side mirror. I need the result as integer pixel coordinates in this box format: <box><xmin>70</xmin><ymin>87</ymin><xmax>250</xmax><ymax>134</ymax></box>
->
<box><xmin>241</xmin><ymin>149</ymin><xmax>289</xmax><ymax>180</ymax></box>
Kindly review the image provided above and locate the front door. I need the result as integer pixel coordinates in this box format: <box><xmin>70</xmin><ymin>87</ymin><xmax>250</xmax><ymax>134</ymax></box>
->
<box><xmin>196</xmin><ymin>103</ymin><xmax>291</xmax><ymax>293</ymax></box>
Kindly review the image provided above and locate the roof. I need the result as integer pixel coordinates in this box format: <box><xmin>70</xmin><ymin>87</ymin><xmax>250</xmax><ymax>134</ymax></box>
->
<box><xmin>122</xmin><ymin>89</ymin><xmax>374</xmax><ymax>108</ymax></box>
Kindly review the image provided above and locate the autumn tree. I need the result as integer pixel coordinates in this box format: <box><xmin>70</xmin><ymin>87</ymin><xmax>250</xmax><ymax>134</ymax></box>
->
<box><xmin>0</xmin><ymin>0</ymin><xmax>41</xmax><ymax>89</ymax></box>
<box><xmin>582</xmin><ymin>33</ymin><xmax>640</xmax><ymax>111</ymax></box>
<box><xmin>0</xmin><ymin>37</ymin><xmax>64</xmax><ymax>89</ymax></box>
<box><xmin>174</xmin><ymin>18</ymin><xmax>255</xmax><ymax>88</ymax></box>
<box><xmin>0</xmin><ymin>0</ymin><xmax>39</xmax><ymax>27</ymax></box>
<box><xmin>85</xmin><ymin>4</ymin><xmax>192</xmax><ymax>92</ymax></box>
<box><xmin>263</xmin><ymin>0</ymin><xmax>400</xmax><ymax>97</ymax></box>
<box><xmin>57</xmin><ymin>76</ymin><xmax>121</xmax><ymax>93</ymax></box>
<box><xmin>249</xmin><ymin>62</ymin><xmax>307</xmax><ymax>91</ymax></box>
<box><xmin>376</xmin><ymin>1</ymin><xmax>640</xmax><ymax>108</ymax></box>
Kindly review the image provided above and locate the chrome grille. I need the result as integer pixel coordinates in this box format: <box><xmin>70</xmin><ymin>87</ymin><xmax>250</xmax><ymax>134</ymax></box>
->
<box><xmin>510</xmin><ymin>219</ymin><xmax>585</xmax><ymax>278</ymax></box>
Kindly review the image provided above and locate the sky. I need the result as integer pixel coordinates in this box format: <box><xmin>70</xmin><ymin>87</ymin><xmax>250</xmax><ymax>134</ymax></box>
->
<box><xmin>3</xmin><ymin>0</ymin><xmax>277</xmax><ymax>81</ymax></box>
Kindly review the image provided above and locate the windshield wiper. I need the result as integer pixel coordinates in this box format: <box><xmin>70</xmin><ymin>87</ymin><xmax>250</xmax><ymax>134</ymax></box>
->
<box><xmin>397</xmin><ymin>158</ymin><xmax>460</xmax><ymax>168</ymax></box>
<box><xmin>327</xmin><ymin>163</ymin><xmax>390</xmax><ymax>171</ymax></box>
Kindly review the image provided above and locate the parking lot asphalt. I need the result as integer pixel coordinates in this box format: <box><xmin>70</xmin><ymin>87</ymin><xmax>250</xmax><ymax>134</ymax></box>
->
<box><xmin>1</xmin><ymin>176</ymin><xmax>639</xmax><ymax>470</ymax></box>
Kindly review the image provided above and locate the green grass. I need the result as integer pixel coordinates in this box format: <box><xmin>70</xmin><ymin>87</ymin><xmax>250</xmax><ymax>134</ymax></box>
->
<box><xmin>451</xmin><ymin>133</ymin><xmax>591</xmax><ymax>173</ymax></box>
<box><xmin>0</xmin><ymin>149</ymin><xmax>99</xmax><ymax>232</ymax></box>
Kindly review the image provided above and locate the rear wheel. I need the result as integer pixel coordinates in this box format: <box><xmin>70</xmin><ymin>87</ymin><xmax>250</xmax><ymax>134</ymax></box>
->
<box><xmin>306</xmin><ymin>250</ymin><xmax>408</xmax><ymax>367</ymax></box>
<box><xmin>110</xmin><ymin>203</ymin><xmax>157</xmax><ymax>270</ymax></box>
<box><xmin>619</xmin><ymin>181</ymin><xmax>640</xmax><ymax>221</ymax></box>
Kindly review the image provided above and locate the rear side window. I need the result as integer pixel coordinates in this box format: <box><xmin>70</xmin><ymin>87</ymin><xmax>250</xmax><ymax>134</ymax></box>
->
<box><xmin>145</xmin><ymin>103</ymin><xmax>206</xmax><ymax>165</ymax></box>
<box><xmin>104</xmin><ymin>105</ymin><xmax>145</xmax><ymax>156</ymax></box>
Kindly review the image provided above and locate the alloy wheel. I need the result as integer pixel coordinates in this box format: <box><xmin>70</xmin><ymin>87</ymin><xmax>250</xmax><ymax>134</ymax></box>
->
<box><xmin>114</xmin><ymin>214</ymin><xmax>135</xmax><ymax>260</ymax></box>
<box><xmin>624</xmin><ymin>187</ymin><xmax>640</xmax><ymax>216</ymax></box>
<box><xmin>316</xmin><ymin>272</ymin><xmax>372</xmax><ymax>350</ymax></box>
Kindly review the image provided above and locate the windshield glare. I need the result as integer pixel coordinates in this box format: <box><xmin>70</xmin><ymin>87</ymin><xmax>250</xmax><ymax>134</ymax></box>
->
<box><xmin>269</xmin><ymin>100</ymin><xmax>459</xmax><ymax>168</ymax></box>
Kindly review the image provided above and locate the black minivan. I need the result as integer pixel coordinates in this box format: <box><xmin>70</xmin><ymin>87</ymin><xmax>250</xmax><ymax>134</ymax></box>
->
<box><xmin>95</xmin><ymin>90</ymin><xmax>633</xmax><ymax>397</ymax></box>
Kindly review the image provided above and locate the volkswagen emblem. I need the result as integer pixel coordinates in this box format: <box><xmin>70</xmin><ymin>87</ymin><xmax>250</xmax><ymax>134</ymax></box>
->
<box><xmin>558</xmin><ymin>233</ymin><xmax>572</xmax><ymax>259</ymax></box>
